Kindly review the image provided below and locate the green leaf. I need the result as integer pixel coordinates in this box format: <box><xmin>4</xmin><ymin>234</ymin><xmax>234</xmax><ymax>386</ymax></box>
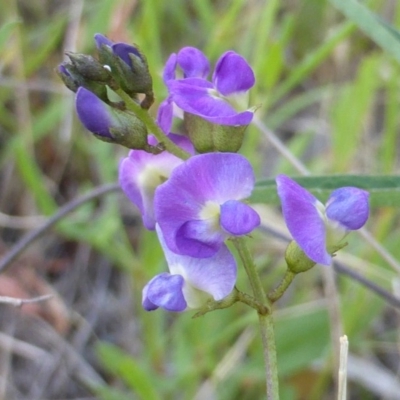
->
<box><xmin>328</xmin><ymin>0</ymin><xmax>400</xmax><ymax>62</ymax></box>
<box><xmin>251</xmin><ymin>175</ymin><xmax>400</xmax><ymax>207</ymax></box>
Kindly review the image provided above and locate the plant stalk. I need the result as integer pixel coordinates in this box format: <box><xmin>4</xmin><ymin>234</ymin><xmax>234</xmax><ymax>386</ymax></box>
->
<box><xmin>114</xmin><ymin>88</ymin><xmax>191</xmax><ymax>160</ymax></box>
<box><xmin>233</xmin><ymin>237</ymin><xmax>279</xmax><ymax>399</ymax></box>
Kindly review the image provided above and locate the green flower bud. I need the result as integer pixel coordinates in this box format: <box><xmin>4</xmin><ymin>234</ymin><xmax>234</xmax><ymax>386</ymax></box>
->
<box><xmin>66</xmin><ymin>52</ymin><xmax>112</xmax><ymax>83</ymax></box>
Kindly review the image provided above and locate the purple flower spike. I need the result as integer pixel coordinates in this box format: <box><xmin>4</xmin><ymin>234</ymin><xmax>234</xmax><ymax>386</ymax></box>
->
<box><xmin>75</xmin><ymin>87</ymin><xmax>113</xmax><ymax>138</ymax></box>
<box><xmin>276</xmin><ymin>175</ymin><xmax>370</xmax><ymax>266</ymax></box>
<box><xmin>142</xmin><ymin>226</ymin><xmax>237</xmax><ymax>312</ymax></box>
<box><xmin>119</xmin><ymin>134</ymin><xmax>194</xmax><ymax>230</ymax></box>
<box><xmin>166</xmin><ymin>48</ymin><xmax>255</xmax><ymax>126</ymax></box>
<box><xmin>154</xmin><ymin>152</ymin><xmax>260</xmax><ymax>258</ymax></box>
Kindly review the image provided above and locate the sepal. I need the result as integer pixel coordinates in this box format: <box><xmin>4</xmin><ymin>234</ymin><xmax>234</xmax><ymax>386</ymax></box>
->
<box><xmin>184</xmin><ymin>112</ymin><xmax>248</xmax><ymax>153</ymax></box>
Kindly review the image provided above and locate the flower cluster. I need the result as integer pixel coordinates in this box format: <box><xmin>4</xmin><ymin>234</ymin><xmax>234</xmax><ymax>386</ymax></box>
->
<box><xmin>57</xmin><ymin>34</ymin><xmax>370</xmax><ymax>313</ymax></box>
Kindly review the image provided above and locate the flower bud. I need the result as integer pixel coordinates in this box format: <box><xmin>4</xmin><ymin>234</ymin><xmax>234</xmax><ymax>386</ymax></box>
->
<box><xmin>75</xmin><ymin>87</ymin><xmax>149</xmax><ymax>150</ymax></box>
<box><xmin>66</xmin><ymin>52</ymin><xmax>112</xmax><ymax>83</ymax></box>
<box><xmin>56</xmin><ymin>62</ymin><xmax>109</xmax><ymax>102</ymax></box>
<box><xmin>94</xmin><ymin>34</ymin><xmax>153</xmax><ymax>100</ymax></box>
<box><xmin>184</xmin><ymin>112</ymin><xmax>248</xmax><ymax>153</ymax></box>
<box><xmin>285</xmin><ymin>241</ymin><xmax>316</xmax><ymax>274</ymax></box>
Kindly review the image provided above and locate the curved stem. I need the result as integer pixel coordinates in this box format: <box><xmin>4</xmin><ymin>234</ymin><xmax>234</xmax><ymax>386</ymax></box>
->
<box><xmin>268</xmin><ymin>270</ymin><xmax>295</xmax><ymax>303</ymax></box>
<box><xmin>233</xmin><ymin>237</ymin><xmax>279</xmax><ymax>400</ymax></box>
<box><xmin>114</xmin><ymin>88</ymin><xmax>190</xmax><ymax>160</ymax></box>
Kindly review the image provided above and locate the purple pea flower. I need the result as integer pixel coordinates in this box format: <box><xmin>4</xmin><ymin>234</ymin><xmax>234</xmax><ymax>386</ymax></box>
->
<box><xmin>154</xmin><ymin>152</ymin><xmax>260</xmax><ymax>258</ymax></box>
<box><xmin>166</xmin><ymin>50</ymin><xmax>255</xmax><ymax>125</ymax></box>
<box><xmin>142</xmin><ymin>226</ymin><xmax>237</xmax><ymax>312</ymax></box>
<box><xmin>276</xmin><ymin>174</ymin><xmax>370</xmax><ymax>266</ymax></box>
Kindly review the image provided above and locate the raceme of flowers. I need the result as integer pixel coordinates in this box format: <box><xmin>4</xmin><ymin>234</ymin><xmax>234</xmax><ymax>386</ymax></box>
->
<box><xmin>58</xmin><ymin>34</ymin><xmax>370</xmax><ymax>312</ymax></box>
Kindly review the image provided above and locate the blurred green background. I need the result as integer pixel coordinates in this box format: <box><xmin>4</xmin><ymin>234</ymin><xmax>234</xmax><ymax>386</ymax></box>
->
<box><xmin>1</xmin><ymin>0</ymin><xmax>400</xmax><ymax>399</ymax></box>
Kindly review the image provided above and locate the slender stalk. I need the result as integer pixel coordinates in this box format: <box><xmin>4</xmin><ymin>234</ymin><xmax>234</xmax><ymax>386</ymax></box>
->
<box><xmin>114</xmin><ymin>88</ymin><xmax>191</xmax><ymax>160</ymax></box>
<box><xmin>268</xmin><ymin>270</ymin><xmax>295</xmax><ymax>302</ymax></box>
<box><xmin>233</xmin><ymin>237</ymin><xmax>279</xmax><ymax>399</ymax></box>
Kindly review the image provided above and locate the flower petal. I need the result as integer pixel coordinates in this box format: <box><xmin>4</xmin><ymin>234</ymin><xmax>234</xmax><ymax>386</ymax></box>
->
<box><xmin>220</xmin><ymin>200</ymin><xmax>260</xmax><ymax>235</ymax></box>
<box><xmin>276</xmin><ymin>175</ymin><xmax>331</xmax><ymax>266</ymax></box>
<box><xmin>154</xmin><ymin>153</ymin><xmax>255</xmax><ymax>256</ymax></box>
<box><xmin>142</xmin><ymin>272</ymin><xmax>187</xmax><ymax>312</ymax></box>
<box><xmin>119</xmin><ymin>134</ymin><xmax>192</xmax><ymax>230</ymax></box>
<box><xmin>325</xmin><ymin>187</ymin><xmax>369</xmax><ymax>230</ymax></box>
<box><xmin>213</xmin><ymin>51</ymin><xmax>255</xmax><ymax>96</ymax></box>
<box><xmin>156</xmin><ymin>97</ymin><xmax>173</xmax><ymax>134</ymax></box>
<box><xmin>157</xmin><ymin>226</ymin><xmax>237</xmax><ymax>305</ymax></box>
<box><xmin>168</xmin><ymin>79</ymin><xmax>253</xmax><ymax>125</ymax></box>
<box><xmin>94</xmin><ymin>33</ymin><xmax>114</xmax><ymax>48</ymax></box>
<box><xmin>177</xmin><ymin>47</ymin><xmax>210</xmax><ymax>78</ymax></box>
<box><xmin>176</xmin><ymin>219</ymin><xmax>224</xmax><ymax>257</ymax></box>
<box><xmin>112</xmin><ymin>43</ymin><xmax>142</xmax><ymax>68</ymax></box>
<box><xmin>163</xmin><ymin>53</ymin><xmax>177</xmax><ymax>82</ymax></box>
<box><xmin>75</xmin><ymin>87</ymin><xmax>112</xmax><ymax>137</ymax></box>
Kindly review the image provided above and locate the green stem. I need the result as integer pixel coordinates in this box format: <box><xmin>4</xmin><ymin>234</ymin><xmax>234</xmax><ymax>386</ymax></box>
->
<box><xmin>114</xmin><ymin>88</ymin><xmax>191</xmax><ymax>160</ymax></box>
<box><xmin>233</xmin><ymin>237</ymin><xmax>279</xmax><ymax>400</ymax></box>
<box><xmin>268</xmin><ymin>270</ymin><xmax>295</xmax><ymax>303</ymax></box>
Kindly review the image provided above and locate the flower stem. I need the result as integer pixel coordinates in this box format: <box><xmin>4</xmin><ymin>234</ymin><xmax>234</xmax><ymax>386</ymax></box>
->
<box><xmin>233</xmin><ymin>237</ymin><xmax>279</xmax><ymax>400</ymax></box>
<box><xmin>268</xmin><ymin>270</ymin><xmax>295</xmax><ymax>303</ymax></box>
<box><xmin>113</xmin><ymin>88</ymin><xmax>191</xmax><ymax>160</ymax></box>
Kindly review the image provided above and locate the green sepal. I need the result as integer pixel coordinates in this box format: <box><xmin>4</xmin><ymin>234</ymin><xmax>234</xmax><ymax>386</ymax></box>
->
<box><xmin>285</xmin><ymin>241</ymin><xmax>317</xmax><ymax>274</ymax></box>
<box><xmin>184</xmin><ymin>112</ymin><xmax>248</xmax><ymax>153</ymax></box>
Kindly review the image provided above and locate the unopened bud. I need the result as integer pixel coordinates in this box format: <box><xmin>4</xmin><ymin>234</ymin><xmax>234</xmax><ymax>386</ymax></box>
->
<box><xmin>66</xmin><ymin>52</ymin><xmax>112</xmax><ymax>83</ymax></box>
<box><xmin>75</xmin><ymin>87</ymin><xmax>149</xmax><ymax>150</ymax></box>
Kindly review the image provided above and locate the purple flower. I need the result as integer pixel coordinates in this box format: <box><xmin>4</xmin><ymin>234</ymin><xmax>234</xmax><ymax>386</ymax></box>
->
<box><xmin>276</xmin><ymin>175</ymin><xmax>370</xmax><ymax>266</ymax></box>
<box><xmin>142</xmin><ymin>226</ymin><xmax>237</xmax><ymax>312</ymax></box>
<box><xmin>166</xmin><ymin>50</ymin><xmax>255</xmax><ymax>126</ymax></box>
<box><xmin>154</xmin><ymin>153</ymin><xmax>260</xmax><ymax>258</ymax></box>
<box><xmin>119</xmin><ymin>133</ymin><xmax>194</xmax><ymax>230</ymax></box>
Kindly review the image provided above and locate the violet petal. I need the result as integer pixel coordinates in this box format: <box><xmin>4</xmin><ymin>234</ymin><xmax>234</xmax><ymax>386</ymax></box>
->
<box><xmin>112</xmin><ymin>43</ymin><xmax>142</xmax><ymax>68</ymax></box>
<box><xmin>213</xmin><ymin>51</ymin><xmax>255</xmax><ymax>96</ymax></box>
<box><xmin>157</xmin><ymin>226</ymin><xmax>237</xmax><ymax>303</ymax></box>
<box><xmin>276</xmin><ymin>175</ymin><xmax>331</xmax><ymax>266</ymax></box>
<box><xmin>94</xmin><ymin>33</ymin><xmax>114</xmax><ymax>48</ymax></box>
<box><xmin>142</xmin><ymin>273</ymin><xmax>187</xmax><ymax>312</ymax></box>
<box><xmin>119</xmin><ymin>134</ymin><xmax>193</xmax><ymax>230</ymax></box>
<box><xmin>220</xmin><ymin>200</ymin><xmax>260</xmax><ymax>235</ymax></box>
<box><xmin>163</xmin><ymin>53</ymin><xmax>177</xmax><ymax>82</ymax></box>
<box><xmin>177</xmin><ymin>47</ymin><xmax>210</xmax><ymax>78</ymax></box>
<box><xmin>325</xmin><ymin>187</ymin><xmax>369</xmax><ymax>230</ymax></box>
<box><xmin>75</xmin><ymin>87</ymin><xmax>112</xmax><ymax>138</ymax></box>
